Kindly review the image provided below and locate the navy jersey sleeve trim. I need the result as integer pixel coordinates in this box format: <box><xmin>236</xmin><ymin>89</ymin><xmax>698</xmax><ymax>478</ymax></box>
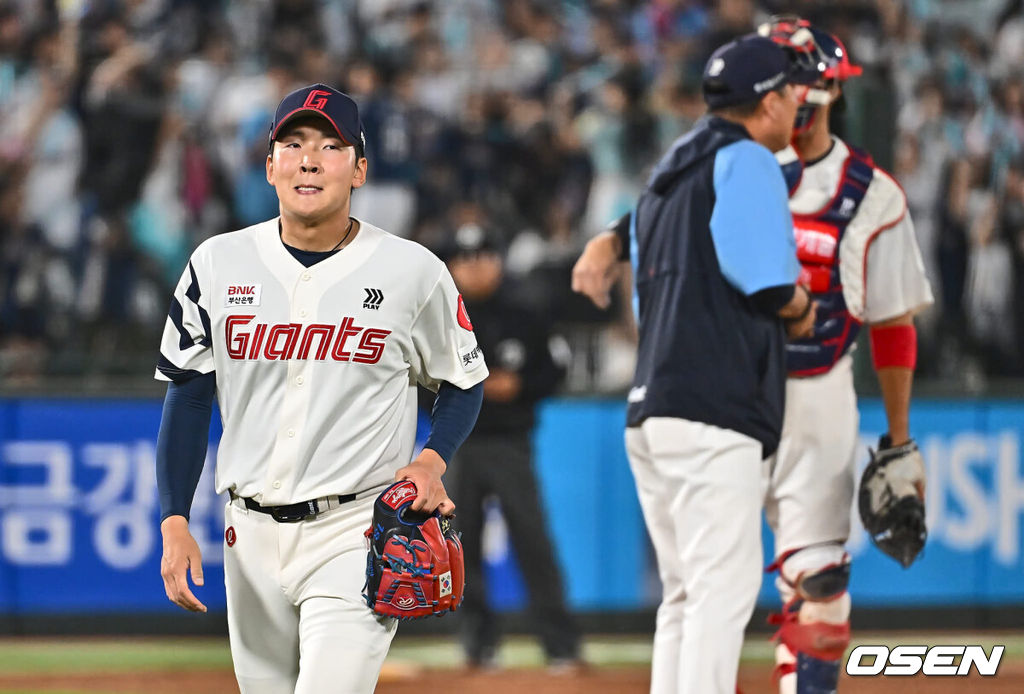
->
<box><xmin>168</xmin><ymin>297</ymin><xmax>193</xmax><ymax>350</ymax></box>
<box><xmin>169</xmin><ymin>261</ymin><xmax>213</xmax><ymax>350</ymax></box>
<box><xmin>423</xmin><ymin>381</ymin><xmax>484</xmax><ymax>464</ymax></box>
<box><xmin>186</xmin><ymin>261</ymin><xmax>202</xmax><ymax>304</ymax></box>
<box><xmin>156</xmin><ymin>372</ymin><xmax>216</xmax><ymax>522</ymax></box>
<box><xmin>156</xmin><ymin>353</ymin><xmax>210</xmax><ymax>383</ymax></box>
<box><xmin>190</xmin><ymin>263</ymin><xmax>213</xmax><ymax>347</ymax></box>
<box><xmin>167</xmin><ymin>261</ymin><xmax>211</xmax><ymax>350</ymax></box>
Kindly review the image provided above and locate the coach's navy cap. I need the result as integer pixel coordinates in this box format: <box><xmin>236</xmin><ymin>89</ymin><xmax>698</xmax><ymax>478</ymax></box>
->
<box><xmin>702</xmin><ymin>34</ymin><xmax>819</xmax><ymax>109</ymax></box>
<box><xmin>269</xmin><ymin>83</ymin><xmax>366</xmax><ymax>157</ymax></box>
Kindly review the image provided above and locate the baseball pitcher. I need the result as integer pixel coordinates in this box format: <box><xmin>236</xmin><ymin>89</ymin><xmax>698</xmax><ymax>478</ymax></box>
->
<box><xmin>154</xmin><ymin>83</ymin><xmax>488</xmax><ymax>694</ymax></box>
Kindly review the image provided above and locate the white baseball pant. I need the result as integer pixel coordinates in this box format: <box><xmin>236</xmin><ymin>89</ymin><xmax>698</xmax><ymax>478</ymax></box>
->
<box><xmin>223</xmin><ymin>491</ymin><xmax>398</xmax><ymax>694</ymax></box>
<box><xmin>765</xmin><ymin>354</ymin><xmax>858</xmax><ymax>563</ymax></box>
<box><xmin>626</xmin><ymin>417</ymin><xmax>766</xmax><ymax>694</ymax></box>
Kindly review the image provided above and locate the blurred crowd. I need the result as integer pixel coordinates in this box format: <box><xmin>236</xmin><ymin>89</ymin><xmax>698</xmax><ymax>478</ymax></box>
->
<box><xmin>0</xmin><ymin>0</ymin><xmax>1022</xmax><ymax>389</ymax></box>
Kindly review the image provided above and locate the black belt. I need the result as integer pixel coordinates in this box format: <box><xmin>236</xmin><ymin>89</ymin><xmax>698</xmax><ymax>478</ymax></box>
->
<box><xmin>237</xmin><ymin>493</ymin><xmax>357</xmax><ymax>522</ymax></box>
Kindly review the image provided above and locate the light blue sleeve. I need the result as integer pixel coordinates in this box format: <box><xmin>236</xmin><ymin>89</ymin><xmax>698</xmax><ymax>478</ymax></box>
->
<box><xmin>629</xmin><ymin>208</ymin><xmax>639</xmax><ymax>321</ymax></box>
<box><xmin>710</xmin><ymin>140</ymin><xmax>800</xmax><ymax>296</ymax></box>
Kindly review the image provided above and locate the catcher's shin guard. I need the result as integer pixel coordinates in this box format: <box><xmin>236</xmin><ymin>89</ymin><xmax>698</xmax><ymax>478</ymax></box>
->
<box><xmin>769</xmin><ymin>544</ymin><xmax>851</xmax><ymax>694</ymax></box>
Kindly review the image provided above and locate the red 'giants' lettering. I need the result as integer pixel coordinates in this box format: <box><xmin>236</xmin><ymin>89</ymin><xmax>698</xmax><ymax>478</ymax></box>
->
<box><xmin>226</xmin><ymin>316</ymin><xmax>391</xmax><ymax>363</ymax></box>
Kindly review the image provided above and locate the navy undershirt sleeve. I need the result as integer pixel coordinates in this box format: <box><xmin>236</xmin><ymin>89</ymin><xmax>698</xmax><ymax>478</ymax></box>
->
<box><xmin>423</xmin><ymin>381</ymin><xmax>484</xmax><ymax>464</ymax></box>
<box><xmin>156</xmin><ymin>371</ymin><xmax>216</xmax><ymax>522</ymax></box>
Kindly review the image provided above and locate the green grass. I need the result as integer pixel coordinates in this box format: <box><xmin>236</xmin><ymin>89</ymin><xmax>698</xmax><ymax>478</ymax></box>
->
<box><xmin>1</xmin><ymin>631</ymin><xmax>1022</xmax><ymax>682</ymax></box>
<box><xmin>0</xmin><ymin>638</ymin><xmax>232</xmax><ymax>675</ymax></box>
<box><xmin>391</xmin><ymin>631</ymin><xmax>1024</xmax><ymax>669</ymax></box>
<box><xmin>387</xmin><ymin>633</ymin><xmax>657</xmax><ymax>669</ymax></box>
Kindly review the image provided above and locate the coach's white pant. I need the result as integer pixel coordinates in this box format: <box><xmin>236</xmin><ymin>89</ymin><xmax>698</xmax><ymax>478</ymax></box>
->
<box><xmin>626</xmin><ymin>417</ymin><xmax>765</xmax><ymax>694</ymax></box>
<box><xmin>223</xmin><ymin>493</ymin><xmax>398</xmax><ymax>694</ymax></box>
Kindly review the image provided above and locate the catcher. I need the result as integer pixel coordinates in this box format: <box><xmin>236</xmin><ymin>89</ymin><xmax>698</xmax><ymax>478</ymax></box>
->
<box><xmin>758</xmin><ymin>19</ymin><xmax>931</xmax><ymax>693</ymax></box>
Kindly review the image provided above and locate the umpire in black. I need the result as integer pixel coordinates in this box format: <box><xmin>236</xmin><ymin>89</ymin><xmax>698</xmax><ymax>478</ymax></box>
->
<box><xmin>440</xmin><ymin>223</ymin><xmax>582</xmax><ymax>670</ymax></box>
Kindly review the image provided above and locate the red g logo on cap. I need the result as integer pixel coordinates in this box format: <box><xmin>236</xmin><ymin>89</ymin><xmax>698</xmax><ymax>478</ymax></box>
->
<box><xmin>302</xmin><ymin>90</ymin><xmax>330</xmax><ymax>110</ymax></box>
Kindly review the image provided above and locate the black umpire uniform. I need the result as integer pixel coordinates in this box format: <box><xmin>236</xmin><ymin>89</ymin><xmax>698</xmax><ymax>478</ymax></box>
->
<box><xmin>440</xmin><ymin>226</ymin><xmax>581</xmax><ymax>667</ymax></box>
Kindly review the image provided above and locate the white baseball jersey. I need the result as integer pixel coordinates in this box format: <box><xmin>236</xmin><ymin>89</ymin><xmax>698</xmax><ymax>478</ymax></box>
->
<box><xmin>155</xmin><ymin>217</ymin><xmax>489</xmax><ymax>506</ymax></box>
<box><xmin>777</xmin><ymin>139</ymin><xmax>934</xmax><ymax>323</ymax></box>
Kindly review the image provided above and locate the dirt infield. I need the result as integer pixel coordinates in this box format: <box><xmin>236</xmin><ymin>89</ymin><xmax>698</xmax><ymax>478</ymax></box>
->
<box><xmin>2</xmin><ymin>663</ymin><xmax>1023</xmax><ymax>693</ymax></box>
<box><xmin>389</xmin><ymin>662</ymin><xmax>1024</xmax><ymax>694</ymax></box>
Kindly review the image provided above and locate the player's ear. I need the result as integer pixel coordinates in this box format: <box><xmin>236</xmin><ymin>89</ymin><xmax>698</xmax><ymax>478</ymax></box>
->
<box><xmin>759</xmin><ymin>90</ymin><xmax>780</xmax><ymax>120</ymax></box>
<box><xmin>266</xmin><ymin>149</ymin><xmax>275</xmax><ymax>186</ymax></box>
<box><xmin>351</xmin><ymin>155</ymin><xmax>368</xmax><ymax>189</ymax></box>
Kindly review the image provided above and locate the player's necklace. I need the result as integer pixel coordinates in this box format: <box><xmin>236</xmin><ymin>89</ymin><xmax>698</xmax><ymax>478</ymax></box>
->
<box><xmin>329</xmin><ymin>218</ymin><xmax>355</xmax><ymax>252</ymax></box>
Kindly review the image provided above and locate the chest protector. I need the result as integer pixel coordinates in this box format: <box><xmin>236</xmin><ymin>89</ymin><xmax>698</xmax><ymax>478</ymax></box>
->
<box><xmin>781</xmin><ymin>145</ymin><xmax>875</xmax><ymax>376</ymax></box>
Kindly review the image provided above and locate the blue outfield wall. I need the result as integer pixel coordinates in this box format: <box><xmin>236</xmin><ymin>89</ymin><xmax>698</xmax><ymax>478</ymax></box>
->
<box><xmin>0</xmin><ymin>396</ymin><xmax>1023</xmax><ymax>614</ymax></box>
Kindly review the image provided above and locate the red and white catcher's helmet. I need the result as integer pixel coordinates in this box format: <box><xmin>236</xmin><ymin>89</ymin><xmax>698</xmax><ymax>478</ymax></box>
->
<box><xmin>758</xmin><ymin>15</ymin><xmax>863</xmax><ymax>133</ymax></box>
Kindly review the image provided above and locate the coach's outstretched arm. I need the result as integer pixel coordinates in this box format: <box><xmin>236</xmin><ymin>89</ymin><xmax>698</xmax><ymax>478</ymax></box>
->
<box><xmin>155</xmin><ymin>372</ymin><xmax>216</xmax><ymax>613</ymax></box>
<box><xmin>394</xmin><ymin>380</ymin><xmax>483</xmax><ymax>514</ymax></box>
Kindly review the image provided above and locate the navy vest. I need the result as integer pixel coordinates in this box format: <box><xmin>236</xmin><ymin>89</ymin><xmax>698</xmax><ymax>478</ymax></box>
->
<box><xmin>781</xmin><ymin>145</ymin><xmax>875</xmax><ymax>376</ymax></box>
<box><xmin>627</xmin><ymin>118</ymin><xmax>789</xmax><ymax>457</ymax></box>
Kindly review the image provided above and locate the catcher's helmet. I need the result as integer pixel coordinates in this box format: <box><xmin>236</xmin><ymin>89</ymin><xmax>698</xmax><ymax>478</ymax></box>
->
<box><xmin>758</xmin><ymin>16</ymin><xmax>862</xmax><ymax>133</ymax></box>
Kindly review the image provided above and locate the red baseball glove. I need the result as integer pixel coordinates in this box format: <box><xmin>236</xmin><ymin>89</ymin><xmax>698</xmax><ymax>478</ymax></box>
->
<box><xmin>362</xmin><ymin>480</ymin><xmax>464</xmax><ymax>619</ymax></box>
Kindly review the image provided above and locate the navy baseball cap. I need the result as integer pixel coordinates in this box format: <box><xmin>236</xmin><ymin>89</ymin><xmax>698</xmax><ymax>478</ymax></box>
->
<box><xmin>269</xmin><ymin>83</ymin><xmax>366</xmax><ymax>157</ymax></box>
<box><xmin>702</xmin><ymin>34</ymin><xmax>820</xmax><ymax>109</ymax></box>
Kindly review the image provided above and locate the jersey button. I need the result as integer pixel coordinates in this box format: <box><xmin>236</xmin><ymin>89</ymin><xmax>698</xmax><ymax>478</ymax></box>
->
<box><xmin>295</xmin><ymin>376</ymin><xmax>304</xmax><ymax>386</ymax></box>
<box><xmin>299</xmin><ymin>309</ymin><xmax>308</xmax><ymax>318</ymax></box>
<box><xmin>287</xmin><ymin>428</ymin><xmax>295</xmax><ymax>438</ymax></box>
<box><xmin>273</xmin><ymin>480</ymin><xmax>282</xmax><ymax>489</ymax></box>
<box><xmin>301</xmin><ymin>272</ymin><xmax>311</xmax><ymax>281</ymax></box>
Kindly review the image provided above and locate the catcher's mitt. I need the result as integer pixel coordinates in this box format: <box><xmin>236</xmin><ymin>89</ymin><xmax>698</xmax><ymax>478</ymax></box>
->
<box><xmin>362</xmin><ymin>480</ymin><xmax>464</xmax><ymax>619</ymax></box>
<box><xmin>858</xmin><ymin>436</ymin><xmax>927</xmax><ymax>568</ymax></box>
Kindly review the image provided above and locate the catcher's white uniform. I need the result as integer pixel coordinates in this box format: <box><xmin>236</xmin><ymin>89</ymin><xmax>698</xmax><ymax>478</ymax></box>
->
<box><xmin>156</xmin><ymin>217</ymin><xmax>488</xmax><ymax>693</ymax></box>
<box><xmin>766</xmin><ymin>138</ymin><xmax>933</xmax><ymax>561</ymax></box>
<box><xmin>765</xmin><ymin>139</ymin><xmax>933</xmax><ymax>692</ymax></box>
